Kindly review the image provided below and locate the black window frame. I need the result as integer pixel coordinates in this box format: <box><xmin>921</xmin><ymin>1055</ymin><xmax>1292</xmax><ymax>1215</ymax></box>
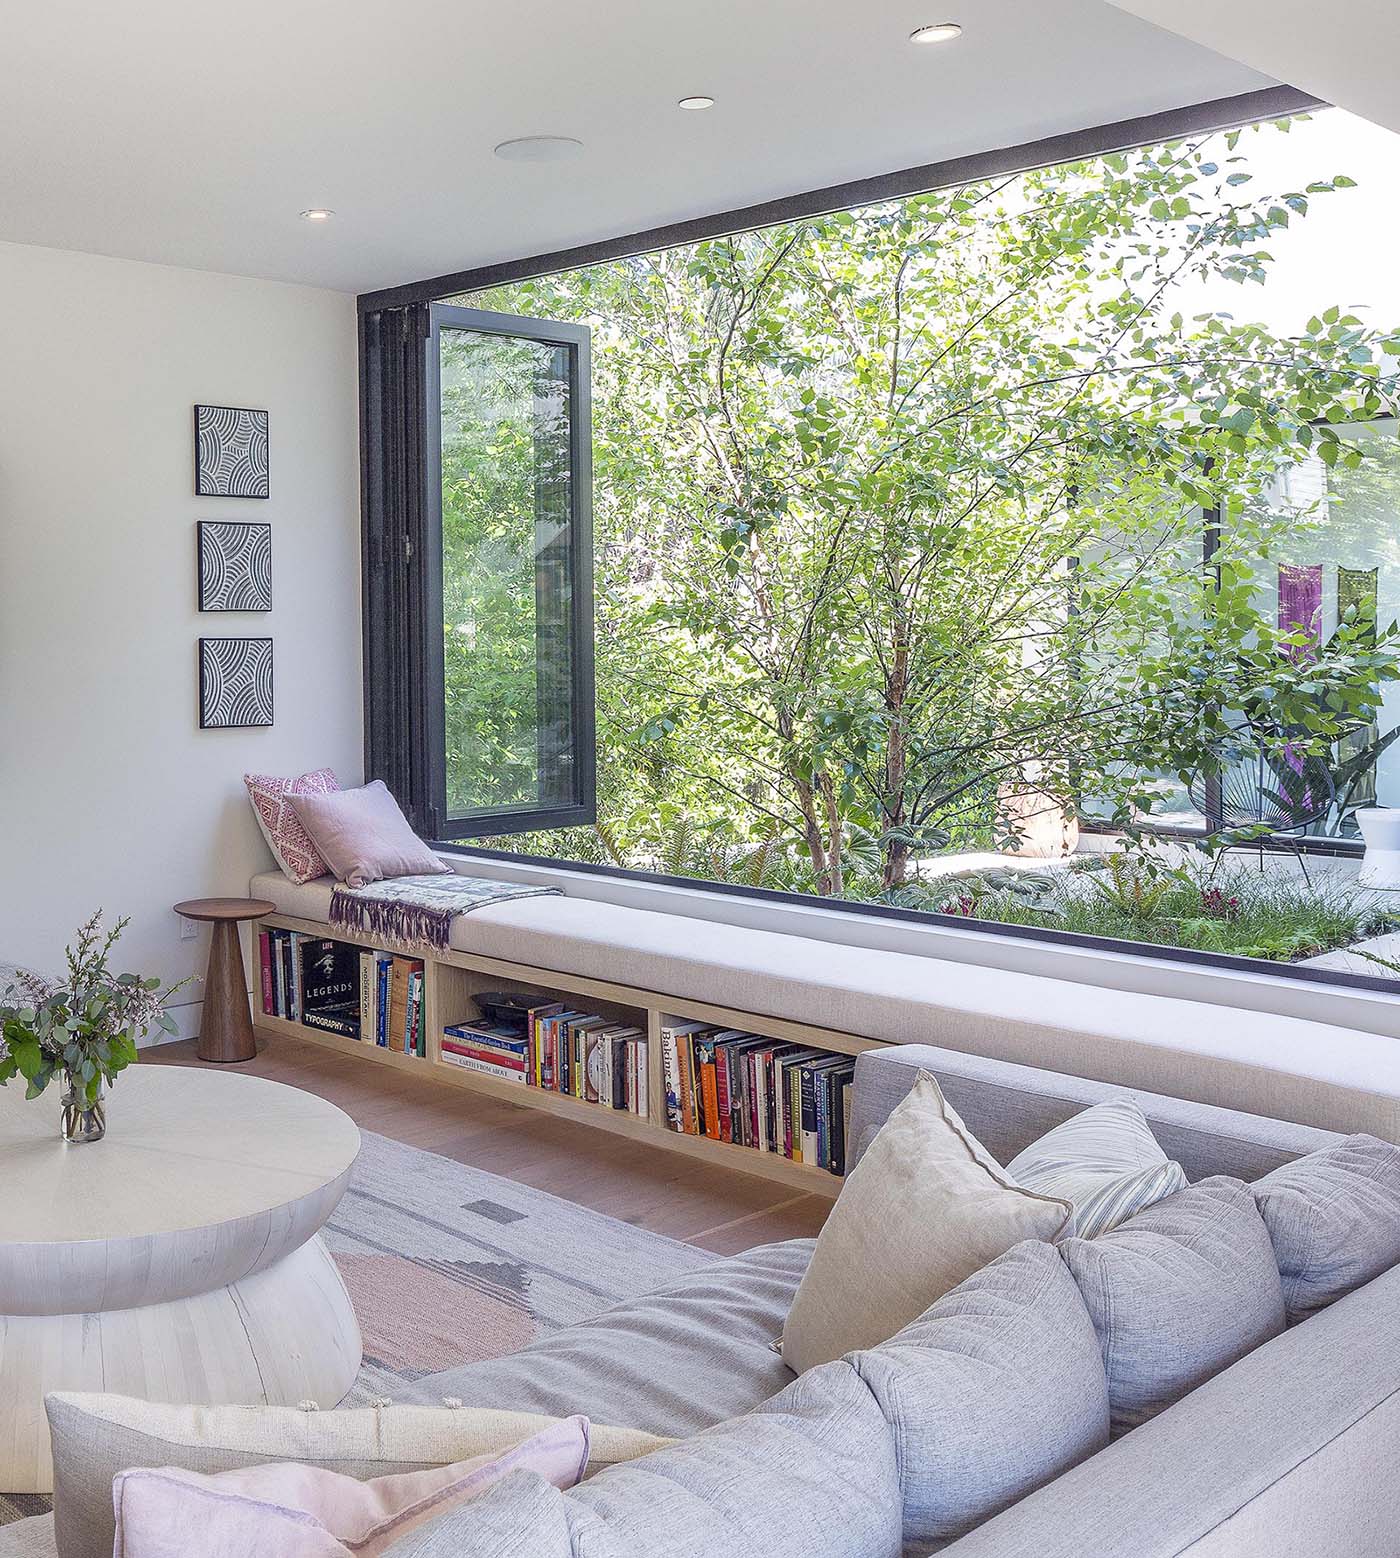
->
<box><xmin>353</xmin><ymin>82</ymin><xmax>1400</xmax><ymax>1000</ymax></box>
<box><xmin>422</xmin><ymin>303</ymin><xmax>596</xmax><ymax>840</ymax></box>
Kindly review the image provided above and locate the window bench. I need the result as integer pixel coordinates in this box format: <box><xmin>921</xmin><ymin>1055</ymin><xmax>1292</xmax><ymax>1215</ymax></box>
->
<box><xmin>249</xmin><ymin>871</ymin><xmax>1400</xmax><ymax>1169</ymax></box>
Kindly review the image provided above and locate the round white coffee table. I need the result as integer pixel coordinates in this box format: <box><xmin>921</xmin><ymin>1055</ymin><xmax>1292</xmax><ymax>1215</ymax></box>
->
<box><xmin>0</xmin><ymin>1066</ymin><xmax>363</xmax><ymax>1492</ymax></box>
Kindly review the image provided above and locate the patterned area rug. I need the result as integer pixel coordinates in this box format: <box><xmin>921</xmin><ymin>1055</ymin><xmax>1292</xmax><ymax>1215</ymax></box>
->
<box><xmin>0</xmin><ymin>1129</ymin><xmax>717</xmax><ymax>1524</ymax></box>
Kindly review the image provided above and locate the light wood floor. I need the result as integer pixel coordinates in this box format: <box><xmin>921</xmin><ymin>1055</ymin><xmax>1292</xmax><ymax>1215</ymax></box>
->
<box><xmin>147</xmin><ymin>1031</ymin><xmax>831</xmax><ymax>1256</ymax></box>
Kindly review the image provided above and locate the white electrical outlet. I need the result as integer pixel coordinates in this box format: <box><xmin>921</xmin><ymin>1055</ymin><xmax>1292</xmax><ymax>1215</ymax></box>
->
<box><xmin>178</xmin><ymin>913</ymin><xmax>199</xmax><ymax>941</ymax></box>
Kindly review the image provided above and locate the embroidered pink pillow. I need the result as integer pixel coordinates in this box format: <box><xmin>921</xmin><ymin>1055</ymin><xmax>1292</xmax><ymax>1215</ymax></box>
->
<box><xmin>111</xmin><ymin>1415</ymin><xmax>590</xmax><ymax>1557</ymax></box>
<box><xmin>289</xmin><ymin>780</ymin><xmax>449</xmax><ymax>889</ymax></box>
<box><xmin>244</xmin><ymin>769</ymin><xmax>341</xmax><ymax>884</ymax></box>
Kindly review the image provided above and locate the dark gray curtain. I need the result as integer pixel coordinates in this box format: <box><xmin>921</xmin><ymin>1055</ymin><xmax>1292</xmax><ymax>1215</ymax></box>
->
<box><xmin>359</xmin><ymin>302</ymin><xmax>437</xmax><ymax>835</ymax></box>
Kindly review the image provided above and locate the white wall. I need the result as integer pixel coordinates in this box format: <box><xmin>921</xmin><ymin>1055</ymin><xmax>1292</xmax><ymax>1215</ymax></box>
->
<box><xmin>0</xmin><ymin>241</ymin><xmax>362</xmax><ymax>1034</ymax></box>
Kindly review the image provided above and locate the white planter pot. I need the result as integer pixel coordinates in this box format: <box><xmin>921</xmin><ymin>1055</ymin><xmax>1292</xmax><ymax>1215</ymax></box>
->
<box><xmin>1357</xmin><ymin>808</ymin><xmax>1400</xmax><ymax>889</ymax></box>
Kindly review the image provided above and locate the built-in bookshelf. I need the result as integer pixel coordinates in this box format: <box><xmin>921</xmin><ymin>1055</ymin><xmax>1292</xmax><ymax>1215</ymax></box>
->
<box><xmin>253</xmin><ymin>911</ymin><xmax>890</xmax><ymax>1196</ymax></box>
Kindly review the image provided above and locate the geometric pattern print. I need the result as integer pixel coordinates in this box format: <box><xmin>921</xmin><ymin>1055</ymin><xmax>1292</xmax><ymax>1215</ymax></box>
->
<box><xmin>199</xmin><ymin>636</ymin><xmax>273</xmax><ymax>728</ymax></box>
<box><xmin>199</xmin><ymin>520</ymin><xmax>272</xmax><ymax>611</ymax></box>
<box><xmin>1006</xmin><ymin>1097</ymin><xmax>1188</xmax><ymax>1240</ymax></box>
<box><xmin>243</xmin><ymin>768</ymin><xmax>339</xmax><ymax>882</ymax></box>
<box><xmin>195</xmin><ymin>404</ymin><xmax>269</xmax><ymax>498</ymax></box>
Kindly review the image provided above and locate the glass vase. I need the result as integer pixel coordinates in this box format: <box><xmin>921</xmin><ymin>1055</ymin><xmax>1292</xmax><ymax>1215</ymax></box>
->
<box><xmin>60</xmin><ymin>1073</ymin><xmax>106</xmax><ymax>1144</ymax></box>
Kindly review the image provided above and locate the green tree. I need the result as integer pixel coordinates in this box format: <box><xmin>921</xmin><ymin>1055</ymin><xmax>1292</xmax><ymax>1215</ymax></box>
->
<box><xmin>458</xmin><ymin>120</ymin><xmax>1400</xmax><ymax>898</ymax></box>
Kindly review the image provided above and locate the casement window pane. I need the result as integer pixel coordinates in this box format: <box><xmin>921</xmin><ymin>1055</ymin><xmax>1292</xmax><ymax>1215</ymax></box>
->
<box><xmin>438</xmin><ymin>324</ymin><xmax>580</xmax><ymax>819</ymax></box>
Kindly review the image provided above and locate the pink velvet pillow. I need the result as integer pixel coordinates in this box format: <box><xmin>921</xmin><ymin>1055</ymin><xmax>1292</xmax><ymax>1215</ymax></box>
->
<box><xmin>288</xmin><ymin>780</ymin><xmax>449</xmax><ymax>889</ymax></box>
<box><xmin>111</xmin><ymin>1415</ymin><xmax>590</xmax><ymax>1557</ymax></box>
<box><xmin>244</xmin><ymin>770</ymin><xmax>342</xmax><ymax>884</ymax></box>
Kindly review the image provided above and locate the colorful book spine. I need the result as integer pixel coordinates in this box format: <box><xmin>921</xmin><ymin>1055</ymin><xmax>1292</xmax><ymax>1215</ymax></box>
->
<box><xmin>815</xmin><ymin>1070</ymin><xmax>830</xmax><ymax>1170</ymax></box>
<box><xmin>271</xmin><ymin>932</ymin><xmax>286</xmax><ymax>1017</ymax></box>
<box><xmin>406</xmin><ymin>966</ymin><xmax>424</xmax><ymax>1056</ymax></box>
<box><xmin>359</xmin><ymin>952</ymin><xmax>375</xmax><ymax>1042</ymax></box>
<box><xmin>259</xmin><ymin>931</ymin><xmax>274</xmax><ymax>1015</ymax></box>
<box><xmin>799</xmin><ymin>1062</ymin><xmax>819</xmax><ymax>1164</ymax></box>
<box><xmin>442</xmin><ymin>1037</ymin><xmax>526</xmax><ymax>1072</ymax></box>
<box><xmin>661</xmin><ymin>1028</ymin><xmax>682</xmax><ymax>1132</ymax></box>
<box><xmin>375</xmin><ymin>956</ymin><xmax>389</xmax><ymax>1047</ymax></box>
<box><xmin>287</xmin><ymin>933</ymin><xmax>302</xmax><ymax>1022</ymax></box>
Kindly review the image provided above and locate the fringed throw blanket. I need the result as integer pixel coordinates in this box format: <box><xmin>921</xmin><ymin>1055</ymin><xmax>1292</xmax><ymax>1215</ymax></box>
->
<box><xmin>329</xmin><ymin>874</ymin><xmax>561</xmax><ymax>951</ymax></box>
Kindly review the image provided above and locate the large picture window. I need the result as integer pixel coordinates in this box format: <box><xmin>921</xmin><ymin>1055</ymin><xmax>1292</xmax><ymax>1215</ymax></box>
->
<box><xmin>361</xmin><ymin>104</ymin><xmax>1400</xmax><ymax>990</ymax></box>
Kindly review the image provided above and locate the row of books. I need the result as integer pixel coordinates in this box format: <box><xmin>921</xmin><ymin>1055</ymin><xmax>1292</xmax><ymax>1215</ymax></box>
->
<box><xmin>442</xmin><ymin>1002</ymin><xmax>648</xmax><ymax>1119</ymax></box>
<box><xmin>660</xmin><ymin>1020</ymin><xmax>854</xmax><ymax>1176</ymax></box>
<box><xmin>258</xmin><ymin>931</ymin><xmax>426</xmax><ymax>1055</ymax></box>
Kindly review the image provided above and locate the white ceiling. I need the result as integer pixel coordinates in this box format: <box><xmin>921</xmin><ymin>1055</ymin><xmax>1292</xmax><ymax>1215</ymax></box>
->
<box><xmin>1105</xmin><ymin>0</ymin><xmax>1399</xmax><ymax>136</ymax></box>
<box><xmin>0</xmin><ymin>0</ymin><xmax>1276</xmax><ymax>296</ymax></box>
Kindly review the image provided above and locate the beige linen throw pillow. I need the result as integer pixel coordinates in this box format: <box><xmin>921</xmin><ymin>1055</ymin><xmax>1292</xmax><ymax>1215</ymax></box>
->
<box><xmin>781</xmin><ymin>1071</ymin><xmax>1072</xmax><ymax>1373</ymax></box>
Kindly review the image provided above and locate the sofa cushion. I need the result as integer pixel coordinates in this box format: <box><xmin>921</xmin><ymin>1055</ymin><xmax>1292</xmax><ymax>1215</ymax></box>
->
<box><xmin>1249</xmin><ymin>1134</ymin><xmax>1400</xmax><ymax>1324</ymax></box>
<box><xmin>851</xmin><ymin>1239</ymin><xmax>1109</xmax><ymax>1546</ymax></box>
<box><xmin>47</xmin><ymin>1395</ymin><xmax>665</xmax><ymax>1558</ymax></box>
<box><xmin>0</xmin><ymin>1517</ymin><xmax>56</xmax><ymax>1558</ymax></box>
<box><xmin>380</xmin><ymin>1472</ymin><xmax>574</xmax><ymax>1558</ymax></box>
<box><xmin>561</xmin><ymin>1356</ymin><xmax>903</xmax><ymax>1558</ymax></box>
<box><xmin>398</xmin><ymin>1239</ymin><xmax>809</xmax><ymax>1437</ymax></box>
<box><xmin>1059</xmin><ymin>1177</ymin><xmax>1285</xmax><ymax>1437</ymax></box>
<box><xmin>900</xmin><ymin>1262</ymin><xmax>1400</xmax><ymax>1558</ymax></box>
<box><xmin>782</xmin><ymin>1073</ymin><xmax>1069</xmax><ymax>1374</ymax></box>
<box><xmin>1006</xmin><ymin>1098</ymin><xmax>1187</xmax><ymax>1238</ymax></box>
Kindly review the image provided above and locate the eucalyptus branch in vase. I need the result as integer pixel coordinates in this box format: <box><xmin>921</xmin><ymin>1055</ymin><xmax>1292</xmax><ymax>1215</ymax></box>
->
<box><xmin>0</xmin><ymin>912</ymin><xmax>192</xmax><ymax>1142</ymax></box>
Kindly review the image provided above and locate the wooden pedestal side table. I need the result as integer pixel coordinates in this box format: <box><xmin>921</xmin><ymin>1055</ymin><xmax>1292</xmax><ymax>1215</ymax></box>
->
<box><xmin>174</xmin><ymin>896</ymin><xmax>277</xmax><ymax>1063</ymax></box>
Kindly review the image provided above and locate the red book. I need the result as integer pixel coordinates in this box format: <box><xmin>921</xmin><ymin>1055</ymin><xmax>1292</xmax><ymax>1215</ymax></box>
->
<box><xmin>442</xmin><ymin>1037</ymin><xmax>526</xmax><ymax>1072</ymax></box>
<box><xmin>715</xmin><ymin>1052</ymin><xmax>732</xmax><ymax>1143</ymax></box>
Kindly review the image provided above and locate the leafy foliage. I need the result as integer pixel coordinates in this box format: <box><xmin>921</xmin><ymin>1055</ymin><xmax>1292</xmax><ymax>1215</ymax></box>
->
<box><xmin>452</xmin><ymin>119</ymin><xmax>1400</xmax><ymax>909</ymax></box>
<box><xmin>0</xmin><ymin>914</ymin><xmax>188</xmax><ymax>1107</ymax></box>
<box><xmin>937</xmin><ymin>856</ymin><xmax>1395</xmax><ymax>962</ymax></box>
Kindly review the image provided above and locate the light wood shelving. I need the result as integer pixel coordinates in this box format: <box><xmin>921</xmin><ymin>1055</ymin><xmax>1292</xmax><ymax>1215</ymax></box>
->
<box><xmin>254</xmin><ymin>912</ymin><xmax>889</xmax><ymax>1198</ymax></box>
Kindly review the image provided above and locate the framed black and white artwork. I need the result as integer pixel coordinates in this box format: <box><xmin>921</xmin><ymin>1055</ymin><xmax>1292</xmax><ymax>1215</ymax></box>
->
<box><xmin>198</xmin><ymin>521</ymin><xmax>272</xmax><ymax>612</ymax></box>
<box><xmin>199</xmin><ymin>637</ymin><xmax>274</xmax><ymax>729</ymax></box>
<box><xmin>194</xmin><ymin>405</ymin><xmax>270</xmax><ymax>498</ymax></box>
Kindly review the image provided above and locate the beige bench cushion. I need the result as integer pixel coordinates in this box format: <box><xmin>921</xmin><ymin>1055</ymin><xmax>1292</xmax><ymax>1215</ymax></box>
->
<box><xmin>249</xmin><ymin>872</ymin><xmax>1400</xmax><ymax>1143</ymax></box>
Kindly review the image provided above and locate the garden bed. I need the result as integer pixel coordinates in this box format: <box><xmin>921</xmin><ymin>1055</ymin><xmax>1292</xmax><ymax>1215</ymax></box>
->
<box><xmin>924</xmin><ymin>851</ymin><xmax>1400</xmax><ymax>965</ymax></box>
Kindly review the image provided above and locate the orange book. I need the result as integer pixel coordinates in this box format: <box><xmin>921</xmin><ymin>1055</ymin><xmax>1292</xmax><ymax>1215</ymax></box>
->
<box><xmin>700</xmin><ymin>1059</ymin><xmax>720</xmax><ymax>1140</ymax></box>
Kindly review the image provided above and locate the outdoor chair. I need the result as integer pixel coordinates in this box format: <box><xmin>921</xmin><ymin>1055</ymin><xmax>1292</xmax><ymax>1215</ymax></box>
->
<box><xmin>1188</xmin><ymin>750</ymin><xmax>1335</xmax><ymax>886</ymax></box>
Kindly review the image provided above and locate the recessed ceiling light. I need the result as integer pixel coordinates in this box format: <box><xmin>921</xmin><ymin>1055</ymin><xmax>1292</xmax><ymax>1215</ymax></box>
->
<box><xmin>678</xmin><ymin>95</ymin><xmax>715</xmax><ymax>111</ymax></box>
<box><xmin>299</xmin><ymin>208</ymin><xmax>334</xmax><ymax>222</ymax></box>
<box><xmin>493</xmin><ymin>136</ymin><xmax>584</xmax><ymax>164</ymax></box>
<box><xmin>910</xmin><ymin>21</ymin><xmax>962</xmax><ymax>43</ymax></box>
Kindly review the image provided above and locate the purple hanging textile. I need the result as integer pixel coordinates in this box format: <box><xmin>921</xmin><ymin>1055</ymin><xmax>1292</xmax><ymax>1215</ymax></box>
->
<box><xmin>1278</xmin><ymin>564</ymin><xmax>1322</xmax><ymax>661</ymax></box>
<box><xmin>1277</xmin><ymin>564</ymin><xmax>1323</xmax><ymax>788</ymax></box>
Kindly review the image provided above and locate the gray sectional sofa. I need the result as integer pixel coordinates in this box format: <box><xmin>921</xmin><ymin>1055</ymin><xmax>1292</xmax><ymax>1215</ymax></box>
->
<box><xmin>4</xmin><ymin>1040</ymin><xmax>1395</xmax><ymax>1556</ymax></box>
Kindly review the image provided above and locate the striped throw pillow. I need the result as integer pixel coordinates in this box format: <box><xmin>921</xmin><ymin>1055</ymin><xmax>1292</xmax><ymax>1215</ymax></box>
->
<box><xmin>1007</xmin><ymin>1099</ymin><xmax>1187</xmax><ymax>1239</ymax></box>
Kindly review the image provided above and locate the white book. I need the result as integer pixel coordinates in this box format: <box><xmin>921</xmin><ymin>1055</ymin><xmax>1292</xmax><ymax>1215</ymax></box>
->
<box><xmin>441</xmin><ymin>1050</ymin><xmax>527</xmax><ymax>1084</ymax></box>
<box><xmin>358</xmin><ymin>952</ymin><xmax>375</xmax><ymax>1042</ymax></box>
<box><xmin>635</xmin><ymin>1040</ymin><xmax>648</xmax><ymax>1119</ymax></box>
